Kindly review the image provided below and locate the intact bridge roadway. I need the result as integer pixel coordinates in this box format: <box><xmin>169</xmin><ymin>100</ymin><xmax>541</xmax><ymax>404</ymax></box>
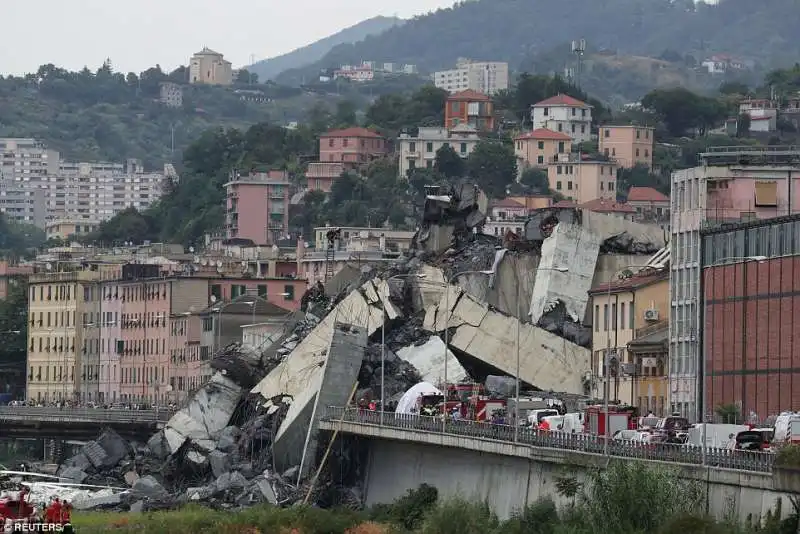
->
<box><xmin>319</xmin><ymin>406</ymin><xmax>775</xmax><ymax>474</ymax></box>
<box><xmin>0</xmin><ymin>406</ymin><xmax>170</xmax><ymax>440</ymax></box>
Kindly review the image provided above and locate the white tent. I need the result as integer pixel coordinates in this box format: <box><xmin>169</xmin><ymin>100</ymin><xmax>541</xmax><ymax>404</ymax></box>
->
<box><xmin>395</xmin><ymin>381</ymin><xmax>442</xmax><ymax>415</ymax></box>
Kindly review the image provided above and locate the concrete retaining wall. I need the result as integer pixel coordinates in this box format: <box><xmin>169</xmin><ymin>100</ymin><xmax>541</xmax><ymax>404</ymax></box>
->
<box><xmin>346</xmin><ymin>425</ymin><xmax>793</xmax><ymax>522</ymax></box>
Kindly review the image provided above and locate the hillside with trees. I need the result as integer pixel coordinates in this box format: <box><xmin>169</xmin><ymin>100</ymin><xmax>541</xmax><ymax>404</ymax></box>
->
<box><xmin>277</xmin><ymin>0</ymin><xmax>799</xmax><ymax>88</ymax></box>
<box><xmin>247</xmin><ymin>16</ymin><xmax>403</xmax><ymax>81</ymax></box>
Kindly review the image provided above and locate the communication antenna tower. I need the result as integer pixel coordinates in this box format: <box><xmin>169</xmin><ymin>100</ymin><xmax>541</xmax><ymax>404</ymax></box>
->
<box><xmin>571</xmin><ymin>39</ymin><xmax>586</xmax><ymax>90</ymax></box>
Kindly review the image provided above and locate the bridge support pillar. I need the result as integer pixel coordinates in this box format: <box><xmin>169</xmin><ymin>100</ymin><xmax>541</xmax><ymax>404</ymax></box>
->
<box><xmin>45</xmin><ymin>439</ymin><xmax>64</xmax><ymax>464</ymax></box>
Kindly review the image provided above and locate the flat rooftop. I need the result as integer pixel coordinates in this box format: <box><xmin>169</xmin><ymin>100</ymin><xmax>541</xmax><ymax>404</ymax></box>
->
<box><xmin>700</xmin><ymin>145</ymin><xmax>800</xmax><ymax>166</ymax></box>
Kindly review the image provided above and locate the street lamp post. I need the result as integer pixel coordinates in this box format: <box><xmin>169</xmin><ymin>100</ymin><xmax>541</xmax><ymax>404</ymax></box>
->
<box><xmin>700</xmin><ymin>255</ymin><xmax>765</xmax><ymax>466</ymax></box>
<box><xmin>603</xmin><ymin>264</ymin><xmax>664</xmax><ymax>456</ymax></box>
<box><xmin>444</xmin><ymin>270</ymin><xmax>494</xmax><ymax>432</ymax></box>
<box><xmin>514</xmin><ymin>266</ymin><xmax>569</xmax><ymax>442</ymax></box>
<box><xmin>382</xmin><ymin>274</ymin><xmax>426</xmax><ymax>425</ymax></box>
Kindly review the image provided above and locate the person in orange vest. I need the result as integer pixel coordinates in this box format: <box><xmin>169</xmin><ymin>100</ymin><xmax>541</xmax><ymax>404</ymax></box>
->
<box><xmin>539</xmin><ymin>418</ymin><xmax>551</xmax><ymax>432</ymax></box>
<box><xmin>60</xmin><ymin>501</ymin><xmax>72</xmax><ymax>525</ymax></box>
<box><xmin>46</xmin><ymin>498</ymin><xmax>62</xmax><ymax>524</ymax></box>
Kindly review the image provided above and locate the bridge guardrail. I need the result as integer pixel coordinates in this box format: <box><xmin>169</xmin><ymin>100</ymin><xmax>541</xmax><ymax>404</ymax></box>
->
<box><xmin>0</xmin><ymin>406</ymin><xmax>172</xmax><ymax>424</ymax></box>
<box><xmin>322</xmin><ymin>406</ymin><xmax>775</xmax><ymax>474</ymax></box>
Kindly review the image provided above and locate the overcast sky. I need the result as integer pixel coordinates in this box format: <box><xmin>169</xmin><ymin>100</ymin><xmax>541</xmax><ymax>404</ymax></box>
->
<box><xmin>0</xmin><ymin>0</ymin><xmax>456</xmax><ymax>76</ymax></box>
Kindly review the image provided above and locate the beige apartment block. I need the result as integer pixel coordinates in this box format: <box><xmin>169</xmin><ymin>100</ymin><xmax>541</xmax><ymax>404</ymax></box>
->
<box><xmin>599</xmin><ymin>125</ymin><xmax>655</xmax><ymax>169</ymax></box>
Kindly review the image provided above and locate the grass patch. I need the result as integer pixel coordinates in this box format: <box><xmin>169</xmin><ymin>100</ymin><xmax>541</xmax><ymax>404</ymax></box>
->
<box><xmin>73</xmin><ymin>504</ymin><xmax>372</xmax><ymax>534</ymax></box>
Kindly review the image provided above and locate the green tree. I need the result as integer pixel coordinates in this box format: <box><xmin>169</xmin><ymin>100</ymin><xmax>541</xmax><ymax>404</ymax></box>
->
<box><xmin>466</xmin><ymin>141</ymin><xmax>517</xmax><ymax>199</ymax></box>
<box><xmin>0</xmin><ymin>280</ymin><xmax>28</xmax><ymax>397</ymax></box>
<box><xmin>519</xmin><ymin>168</ymin><xmax>549</xmax><ymax>194</ymax></box>
<box><xmin>334</xmin><ymin>100</ymin><xmax>358</xmax><ymax>127</ymax></box>
<box><xmin>235</xmin><ymin>69</ymin><xmax>258</xmax><ymax>84</ymax></box>
<box><xmin>641</xmin><ymin>88</ymin><xmax>728</xmax><ymax>137</ymax></box>
<box><xmin>434</xmin><ymin>144</ymin><xmax>465</xmax><ymax>179</ymax></box>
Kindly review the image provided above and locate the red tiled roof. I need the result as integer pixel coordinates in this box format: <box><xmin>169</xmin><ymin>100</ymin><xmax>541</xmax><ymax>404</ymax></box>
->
<box><xmin>533</xmin><ymin>93</ymin><xmax>590</xmax><ymax>108</ymax></box>
<box><xmin>320</xmin><ymin>127</ymin><xmax>383</xmax><ymax>138</ymax></box>
<box><xmin>579</xmin><ymin>198</ymin><xmax>637</xmax><ymax>213</ymax></box>
<box><xmin>493</xmin><ymin>197</ymin><xmax>525</xmax><ymax>209</ymax></box>
<box><xmin>590</xmin><ymin>269</ymin><xmax>668</xmax><ymax>294</ymax></box>
<box><xmin>514</xmin><ymin>128</ymin><xmax>572</xmax><ymax>141</ymax></box>
<box><xmin>447</xmin><ymin>89</ymin><xmax>491</xmax><ymax>101</ymax></box>
<box><xmin>627</xmin><ymin>186</ymin><xmax>669</xmax><ymax>203</ymax></box>
<box><xmin>553</xmin><ymin>200</ymin><xmax>578</xmax><ymax>208</ymax></box>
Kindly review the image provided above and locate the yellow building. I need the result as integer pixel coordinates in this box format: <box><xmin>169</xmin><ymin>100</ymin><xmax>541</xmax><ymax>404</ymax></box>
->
<box><xmin>26</xmin><ymin>270</ymin><xmax>100</xmax><ymax>403</ymax></box>
<box><xmin>189</xmin><ymin>47</ymin><xmax>233</xmax><ymax>86</ymax></box>
<box><xmin>588</xmin><ymin>268</ymin><xmax>668</xmax><ymax>412</ymax></box>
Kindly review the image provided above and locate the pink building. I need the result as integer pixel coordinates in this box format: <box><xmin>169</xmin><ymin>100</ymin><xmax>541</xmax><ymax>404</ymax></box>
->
<box><xmin>205</xmin><ymin>276</ymin><xmax>305</xmax><ymax>311</ymax></box>
<box><xmin>490</xmin><ymin>198</ymin><xmax>528</xmax><ymax>220</ymax></box>
<box><xmin>225</xmin><ymin>170</ymin><xmax>290</xmax><ymax>245</ymax></box>
<box><xmin>319</xmin><ymin>127</ymin><xmax>388</xmax><ymax>165</ymax></box>
<box><xmin>547</xmin><ymin>159</ymin><xmax>618</xmax><ymax>204</ymax></box>
<box><xmin>98</xmin><ymin>283</ymin><xmax>122</xmax><ymax>404</ymax></box>
<box><xmin>627</xmin><ymin>186</ymin><xmax>670</xmax><ymax>221</ymax></box>
<box><xmin>598</xmin><ymin>125</ymin><xmax>655</xmax><ymax>169</ymax></box>
<box><xmin>169</xmin><ymin>312</ymin><xmax>202</xmax><ymax>404</ymax></box>
<box><xmin>99</xmin><ymin>266</ymin><xmax>208</xmax><ymax>404</ymax></box>
<box><xmin>305</xmin><ymin>162</ymin><xmax>344</xmax><ymax>193</ymax></box>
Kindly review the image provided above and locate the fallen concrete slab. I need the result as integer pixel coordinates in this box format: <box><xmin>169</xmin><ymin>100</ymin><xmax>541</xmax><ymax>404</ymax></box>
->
<box><xmin>161</xmin><ymin>372</ymin><xmax>242</xmax><ymax>456</ymax></box>
<box><xmin>296</xmin><ymin>323</ymin><xmax>367</xmax><ymax>480</ymax></box>
<box><xmin>396</xmin><ymin>337</ymin><xmax>466</xmax><ymax>385</ymax></box>
<box><xmin>529</xmin><ymin>219</ymin><xmax>601</xmax><ymax>324</ymax></box>
<box><xmin>424</xmin><ymin>288</ymin><xmax>589</xmax><ymax>394</ymax></box>
<box><xmin>251</xmin><ymin>277</ymin><xmax>402</xmax><ymax>459</ymax></box>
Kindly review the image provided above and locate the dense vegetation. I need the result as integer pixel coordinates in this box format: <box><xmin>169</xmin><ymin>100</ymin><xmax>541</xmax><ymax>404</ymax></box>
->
<box><xmin>74</xmin><ymin>462</ymin><xmax>800</xmax><ymax>533</ymax></box>
<box><xmin>248</xmin><ymin>16</ymin><xmax>402</xmax><ymax>81</ymax></box>
<box><xmin>282</xmin><ymin>0</ymin><xmax>800</xmax><ymax>83</ymax></box>
<box><xmin>0</xmin><ymin>62</ymin><xmax>374</xmax><ymax>168</ymax></box>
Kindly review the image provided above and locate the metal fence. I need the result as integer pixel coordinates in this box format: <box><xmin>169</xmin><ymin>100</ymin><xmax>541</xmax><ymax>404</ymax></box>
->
<box><xmin>0</xmin><ymin>406</ymin><xmax>172</xmax><ymax>424</ymax></box>
<box><xmin>323</xmin><ymin>406</ymin><xmax>775</xmax><ymax>473</ymax></box>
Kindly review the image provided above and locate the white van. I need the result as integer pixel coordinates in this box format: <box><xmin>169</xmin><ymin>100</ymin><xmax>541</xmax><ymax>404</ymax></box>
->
<box><xmin>773</xmin><ymin>412</ymin><xmax>800</xmax><ymax>445</ymax></box>
<box><xmin>686</xmin><ymin>423</ymin><xmax>749</xmax><ymax>449</ymax></box>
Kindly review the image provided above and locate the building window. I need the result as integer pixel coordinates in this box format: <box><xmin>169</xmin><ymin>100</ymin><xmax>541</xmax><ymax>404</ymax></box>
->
<box><xmin>611</xmin><ymin>303</ymin><xmax>617</xmax><ymax>329</ymax></box>
<box><xmin>426</xmin><ymin>160</ymin><xmax>433</xmax><ymax>168</ymax></box>
<box><xmin>283</xmin><ymin>285</ymin><xmax>295</xmax><ymax>300</ymax></box>
<box><xmin>567</xmin><ymin>181</ymin><xmax>573</xmax><ymax>190</ymax></box>
<box><xmin>556</xmin><ymin>181</ymin><xmax>562</xmax><ymax>190</ymax></box>
<box><xmin>537</xmin><ymin>141</ymin><xmax>544</xmax><ymax>150</ymax></box>
<box><xmin>601</xmin><ymin>167</ymin><xmax>605</xmax><ymax>175</ymax></box>
<box><xmin>231</xmin><ymin>284</ymin><xmax>246</xmax><ymax>298</ymax></box>
<box><xmin>571</xmin><ymin>123</ymin><xmax>576</xmax><ymax>133</ymax></box>
<box><xmin>636</xmin><ymin>130</ymin><xmax>641</xmax><ymax>139</ymax></box>
<box><xmin>343</xmin><ymin>139</ymin><xmax>348</xmax><ymax>148</ymax></box>
<box><xmin>409</xmin><ymin>142</ymin><xmax>416</xmax><ymax>152</ymax></box>
<box><xmin>603</xmin><ymin>304</ymin><xmax>608</xmax><ymax>331</ymax></box>
<box><xmin>620</xmin><ymin>302</ymin><xmax>626</xmax><ymax>330</ymax></box>
<box><xmin>645</xmin><ymin>149</ymin><xmax>649</xmax><ymax>157</ymax></box>
<box><xmin>426</xmin><ymin>142</ymin><xmax>433</xmax><ymax>153</ymax></box>
<box><xmin>328</xmin><ymin>139</ymin><xmax>333</xmax><ymax>147</ymax></box>
<box><xmin>557</xmin><ymin>123</ymin><xmax>563</xmax><ymax>132</ymax></box>
<box><xmin>257</xmin><ymin>285</ymin><xmax>267</xmax><ymax>297</ymax></box>
<box><xmin>543</xmin><ymin>108</ymin><xmax>549</xmax><ymax>116</ymax></box>
<box><xmin>629</xmin><ymin>301</ymin><xmax>635</xmax><ymax>329</ymax></box>
<box><xmin>210</xmin><ymin>284</ymin><xmax>222</xmax><ymax>301</ymax></box>
<box><xmin>557</xmin><ymin>165</ymin><xmax>563</xmax><ymax>175</ymax></box>
<box><xmin>609</xmin><ymin>182</ymin><xmax>615</xmax><ymax>191</ymax></box>
<box><xmin>537</xmin><ymin>156</ymin><xmax>544</xmax><ymax>164</ymax></box>
<box><xmin>460</xmin><ymin>143</ymin><xmax>467</xmax><ymax>154</ymax></box>
<box><xmin>604</xmin><ymin>129</ymin><xmax>610</xmax><ymax>138</ymax></box>
<box><xmin>594</xmin><ymin>305</ymin><xmax>599</xmax><ymax>332</ymax></box>
<box><xmin>636</xmin><ymin>148</ymin><xmax>640</xmax><ymax>157</ymax></box>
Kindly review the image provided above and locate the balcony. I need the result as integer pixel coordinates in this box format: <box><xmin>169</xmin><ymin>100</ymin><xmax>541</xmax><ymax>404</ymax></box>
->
<box><xmin>635</xmin><ymin>319</ymin><xmax>668</xmax><ymax>338</ymax></box>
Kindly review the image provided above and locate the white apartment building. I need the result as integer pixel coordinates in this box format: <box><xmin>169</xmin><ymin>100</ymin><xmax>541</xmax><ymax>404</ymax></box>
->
<box><xmin>397</xmin><ymin>124</ymin><xmax>480</xmax><ymax>178</ymax></box>
<box><xmin>433</xmin><ymin>59</ymin><xmax>509</xmax><ymax>96</ymax></box>
<box><xmin>0</xmin><ymin>138</ymin><xmax>170</xmax><ymax>230</ymax></box>
<box><xmin>531</xmin><ymin>94</ymin><xmax>593</xmax><ymax>143</ymax></box>
<box><xmin>669</xmin><ymin>146</ymin><xmax>800</xmax><ymax>421</ymax></box>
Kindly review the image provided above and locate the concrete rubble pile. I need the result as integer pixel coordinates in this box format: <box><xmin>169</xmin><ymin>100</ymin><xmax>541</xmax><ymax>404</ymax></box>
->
<box><xmin>53</xmin><ymin>182</ymin><xmax>666</xmax><ymax>513</ymax></box>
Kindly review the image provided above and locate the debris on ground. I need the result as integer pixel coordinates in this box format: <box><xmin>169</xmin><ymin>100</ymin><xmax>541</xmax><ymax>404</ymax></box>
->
<box><xmin>38</xmin><ymin>182</ymin><xmax>667</xmax><ymax>513</ymax></box>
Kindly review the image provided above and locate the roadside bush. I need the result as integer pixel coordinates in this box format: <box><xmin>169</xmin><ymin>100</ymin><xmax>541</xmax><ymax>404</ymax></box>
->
<box><xmin>501</xmin><ymin>498</ymin><xmax>559</xmax><ymax>534</ymax></box>
<box><xmin>419</xmin><ymin>498</ymin><xmax>499</xmax><ymax>534</ymax></box>
<box><xmin>775</xmin><ymin>445</ymin><xmax>800</xmax><ymax>468</ymax></box>
<box><xmin>579</xmin><ymin>461</ymin><xmax>705</xmax><ymax>534</ymax></box>
<box><xmin>369</xmin><ymin>484</ymin><xmax>438</xmax><ymax>531</ymax></box>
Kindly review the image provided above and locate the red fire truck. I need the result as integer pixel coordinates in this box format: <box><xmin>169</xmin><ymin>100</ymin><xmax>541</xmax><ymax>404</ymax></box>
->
<box><xmin>584</xmin><ymin>404</ymin><xmax>638</xmax><ymax>436</ymax></box>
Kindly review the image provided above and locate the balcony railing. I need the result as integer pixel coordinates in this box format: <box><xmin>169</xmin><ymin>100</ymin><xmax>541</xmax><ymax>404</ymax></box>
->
<box><xmin>635</xmin><ymin>320</ymin><xmax>668</xmax><ymax>338</ymax></box>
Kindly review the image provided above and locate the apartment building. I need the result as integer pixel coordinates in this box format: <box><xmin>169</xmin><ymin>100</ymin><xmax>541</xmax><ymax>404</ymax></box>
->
<box><xmin>669</xmin><ymin>146</ymin><xmax>800</xmax><ymax>420</ymax></box>
<box><xmin>305</xmin><ymin>162</ymin><xmax>344</xmax><ymax>193</ymax></box>
<box><xmin>433</xmin><ymin>59</ymin><xmax>509</xmax><ymax>96</ymax></box>
<box><xmin>159</xmin><ymin>82</ymin><xmax>184</xmax><ymax>108</ymax></box>
<box><xmin>547</xmin><ymin>158</ymin><xmax>618</xmax><ymax>204</ymax></box>
<box><xmin>189</xmin><ymin>47</ymin><xmax>233</xmax><ymax>86</ymax></box>
<box><xmin>445</xmin><ymin>90</ymin><xmax>494</xmax><ymax>130</ymax></box>
<box><xmin>318</xmin><ymin>127</ymin><xmax>388</xmax><ymax>165</ymax></box>
<box><xmin>224</xmin><ymin>171</ymin><xmax>290</xmax><ymax>245</ymax></box>
<box><xmin>397</xmin><ymin>124</ymin><xmax>480</xmax><ymax>178</ymax></box>
<box><xmin>26</xmin><ymin>270</ymin><xmax>100</xmax><ymax>403</ymax></box>
<box><xmin>531</xmin><ymin>95</ymin><xmax>592</xmax><ymax>144</ymax></box>
<box><xmin>0</xmin><ymin>177</ymin><xmax>46</xmax><ymax>227</ymax></box>
<box><xmin>627</xmin><ymin>186</ymin><xmax>670</xmax><ymax>222</ymax></box>
<box><xmin>514</xmin><ymin>129</ymin><xmax>572</xmax><ymax>171</ymax></box>
<box><xmin>0</xmin><ymin>138</ymin><xmax>60</xmax><ymax>182</ymax></box>
<box><xmin>599</xmin><ymin>126</ymin><xmax>655</xmax><ymax>169</ymax></box>
<box><xmin>589</xmin><ymin>269</ymin><xmax>669</xmax><ymax>410</ymax></box>
<box><xmin>0</xmin><ymin>260</ymin><xmax>32</xmax><ymax>300</ymax></box>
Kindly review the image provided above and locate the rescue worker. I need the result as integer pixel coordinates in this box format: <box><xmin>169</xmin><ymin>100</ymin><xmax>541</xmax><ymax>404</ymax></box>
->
<box><xmin>539</xmin><ymin>418</ymin><xmax>551</xmax><ymax>432</ymax></box>
<box><xmin>46</xmin><ymin>497</ymin><xmax>62</xmax><ymax>524</ymax></box>
<box><xmin>60</xmin><ymin>501</ymin><xmax>72</xmax><ymax>525</ymax></box>
<box><xmin>368</xmin><ymin>400</ymin><xmax>376</xmax><ymax>411</ymax></box>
